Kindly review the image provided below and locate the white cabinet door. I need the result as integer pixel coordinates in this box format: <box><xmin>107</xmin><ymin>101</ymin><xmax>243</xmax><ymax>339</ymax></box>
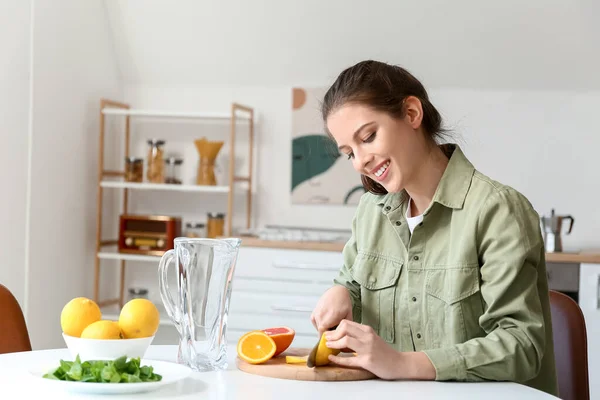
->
<box><xmin>227</xmin><ymin>246</ymin><xmax>343</xmax><ymax>348</ymax></box>
<box><xmin>579</xmin><ymin>264</ymin><xmax>600</xmax><ymax>400</ymax></box>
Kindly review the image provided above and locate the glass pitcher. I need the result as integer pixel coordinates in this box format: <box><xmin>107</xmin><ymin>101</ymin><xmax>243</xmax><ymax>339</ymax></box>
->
<box><xmin>158</xmin><ymin>237</ymin><xmax>241</xmax><ymax>371</ymax></box>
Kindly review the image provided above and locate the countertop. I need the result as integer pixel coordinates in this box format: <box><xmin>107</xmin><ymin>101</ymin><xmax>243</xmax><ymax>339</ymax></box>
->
<box><xmin>239</xmin><ymin>236</ymin><xmax>600</xmax><ymax>264</ymax></box>
<box><xmin>0</xmin><ymin>345</ymin><xmax>557</xmax><ymax>399</ymax></box>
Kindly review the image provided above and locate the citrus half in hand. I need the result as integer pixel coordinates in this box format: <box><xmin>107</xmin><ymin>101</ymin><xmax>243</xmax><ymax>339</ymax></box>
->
<box><xmin>315</xmin><ymin>332</ymin><xmax>341</xmax><ymax>366</ymax></box>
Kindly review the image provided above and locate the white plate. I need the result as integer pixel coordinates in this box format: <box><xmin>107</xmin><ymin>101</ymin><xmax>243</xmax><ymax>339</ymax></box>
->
<box><xmin>28</xmin><ymin>358</ymin><xmax>192</xmax><ymax>395</ymax></box>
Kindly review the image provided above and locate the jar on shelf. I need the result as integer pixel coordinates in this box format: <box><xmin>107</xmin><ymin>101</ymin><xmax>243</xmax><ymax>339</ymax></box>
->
<box><xmin>207</xmin><ymin>212</ymin><xmax>225</xmax><ymax>238</ymax></box>
<box><xmin>185</xmin><ymin>222</ymin><xmax>206</xmax><ymax>238</ymax></box>
<box><xmin>147</xmin><ymin>139</ymin><xmax>165</xmax><ymax>183</ymax></box>
<box><xmin>124</xmin><ymin>157</ymin><xmax>143</xmax><ymax>182</ymax></box>
<box><xmin>128</xmin><ymin>287</ymin><xmax>149</xmax><ymax>302</ymax></box>
<box><xmin>165</xmin><ymin>157</ymin><xmax>183</xmax><ymax>184</ymax></box>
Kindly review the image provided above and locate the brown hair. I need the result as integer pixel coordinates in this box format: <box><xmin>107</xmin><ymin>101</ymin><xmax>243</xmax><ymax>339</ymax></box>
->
<box><xmin>321</xmin><ymin>60</ymin><xmax>449</xmax><ymax>195</ymax></box>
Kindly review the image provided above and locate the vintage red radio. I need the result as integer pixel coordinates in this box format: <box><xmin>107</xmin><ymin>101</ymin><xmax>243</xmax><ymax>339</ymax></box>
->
<box><xmin>118</xmin><ymin>214</ymin><xmax>182</xmax><ymax>256</ymax></box>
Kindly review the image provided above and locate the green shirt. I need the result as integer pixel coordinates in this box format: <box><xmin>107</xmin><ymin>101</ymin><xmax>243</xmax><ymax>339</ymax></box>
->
<box><xmin>334</xmin><ymin>144</ymin><xmax>558</xmax><ymax>396</ymax></box>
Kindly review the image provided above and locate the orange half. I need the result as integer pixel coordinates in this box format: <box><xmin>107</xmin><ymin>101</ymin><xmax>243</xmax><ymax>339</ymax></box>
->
<box><xmin>237</xmin><ymin>331</ymin><xmax>277</xmax><ymax>365</ymax></box>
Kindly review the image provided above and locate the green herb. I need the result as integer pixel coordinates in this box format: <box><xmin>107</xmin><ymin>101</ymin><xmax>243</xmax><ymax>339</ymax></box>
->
<box><xmin>42</xmin><ymin>355</ymin><xmax>162</xmax><ymax>383</ymax></box>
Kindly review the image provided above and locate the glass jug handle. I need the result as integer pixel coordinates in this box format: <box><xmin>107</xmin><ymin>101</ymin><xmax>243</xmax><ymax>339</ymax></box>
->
<box><xmin>158</xmin><ymin>249</ymin><xmax>181</xmax><ymax>333</ymax></box>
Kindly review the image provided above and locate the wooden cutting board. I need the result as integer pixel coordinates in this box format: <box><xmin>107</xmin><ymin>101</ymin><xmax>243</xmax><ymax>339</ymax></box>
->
<box><xmin>235</xmin><ymin>347</ymin><xmax>376</xmax><ymax>381</ymax></box>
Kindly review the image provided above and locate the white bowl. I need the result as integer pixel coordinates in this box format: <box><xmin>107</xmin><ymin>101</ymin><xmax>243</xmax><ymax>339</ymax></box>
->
<box><xmin>62</xmin><ymin>333</ymin><xmax>154</xmax><ymax>361</ymax></box>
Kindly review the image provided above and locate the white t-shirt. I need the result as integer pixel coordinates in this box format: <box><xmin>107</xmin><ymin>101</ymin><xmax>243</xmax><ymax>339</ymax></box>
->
<box><xmin>405</xmin><ymin>198</ymin><xmax>424</xmax><ymax>234</ymax></box>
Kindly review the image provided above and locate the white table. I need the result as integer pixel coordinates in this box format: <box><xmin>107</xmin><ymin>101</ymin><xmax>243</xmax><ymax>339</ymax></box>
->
<box><xmin>0</xmin><ymin>345</ymin><xmax>558</xmax><ymax>399</ymax></box>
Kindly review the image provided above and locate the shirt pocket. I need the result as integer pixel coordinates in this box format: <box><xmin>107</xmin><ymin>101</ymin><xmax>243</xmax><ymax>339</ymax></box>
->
<box><xmin>424</xmin><ymin>266</ymin><xmax>484</xmax><ymax>347</ymax></box>
<box><xmin>350</xmin><ymin>252</ymin><xmax>402</xmax><ymax>344</ymax></box>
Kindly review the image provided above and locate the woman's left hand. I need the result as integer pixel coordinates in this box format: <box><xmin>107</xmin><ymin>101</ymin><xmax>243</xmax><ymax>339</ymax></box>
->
<box><xmin>324</xmin><ymin>319</ymin><xmax>436</xmax><ymax>380</ymax></box>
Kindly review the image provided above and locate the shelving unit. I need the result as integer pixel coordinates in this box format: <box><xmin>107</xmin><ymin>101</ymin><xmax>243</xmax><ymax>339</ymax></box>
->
<box><xmin>94</xmin><ymin>98</ymin><xmax>256</xmax><ymax>310</ymax></box>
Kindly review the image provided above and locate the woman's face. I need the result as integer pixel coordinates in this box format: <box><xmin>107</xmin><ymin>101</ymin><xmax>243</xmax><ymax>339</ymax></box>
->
<box><xmin>326</xmin><ymin>97</ymin><xmax>427</xmax><ymax>193</ymax></box>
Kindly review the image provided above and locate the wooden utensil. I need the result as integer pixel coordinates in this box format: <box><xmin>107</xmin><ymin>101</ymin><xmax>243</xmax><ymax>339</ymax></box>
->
<box><xmin>236</xmin><ymin>347</ymin><xmax>376</xmax><ymax>381</ymax></box>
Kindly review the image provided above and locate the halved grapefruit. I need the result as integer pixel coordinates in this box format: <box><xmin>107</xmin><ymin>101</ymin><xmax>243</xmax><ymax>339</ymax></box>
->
<box><xmin>262</xmin><ymin>326</ymin><xmax>295</xmax><ymax>356</ymax></box>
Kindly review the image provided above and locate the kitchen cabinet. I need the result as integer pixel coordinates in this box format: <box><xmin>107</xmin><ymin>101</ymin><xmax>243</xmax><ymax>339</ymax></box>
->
<box><xmin>227</xmin><ymin>245</ymin><xmax>342</xmax><ymax>348</ymax></box>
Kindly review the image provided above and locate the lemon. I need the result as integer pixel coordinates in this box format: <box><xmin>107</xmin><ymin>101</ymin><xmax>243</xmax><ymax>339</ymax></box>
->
<box><xmin>118</xmin><ymin>299</ymin><xmax>160</xmax><ymax>339</ymax></box>
<box><xmin>61</xmin><ymin>297</ymin><xmax>102</xmax><ymax>337</ymax></box>
<box><xmin>81</xmin><ymin>320</ymin><xmax>122</xmax><ymax>339</ymax></box>
<box><xmin>315</xmin><ymin>332</ymin><xmax>341</xmax><ymax>366</ymax></box>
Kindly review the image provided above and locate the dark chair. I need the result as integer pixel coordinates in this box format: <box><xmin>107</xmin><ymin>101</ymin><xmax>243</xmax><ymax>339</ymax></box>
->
<box><xmin>549</xmin><ymin>290</ymin><xmax>590</xmax><ymax>400</ymax></box>
<box><xmin>0</xmin><ymin>284</ymin><xmax>31</xmax><ymax>354</ymax></box>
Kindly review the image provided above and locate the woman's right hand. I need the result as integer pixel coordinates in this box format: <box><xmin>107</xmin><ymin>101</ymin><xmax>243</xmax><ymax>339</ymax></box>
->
<box><xmin>310</xmin><ymin>285</ymin><xmax>353</xmax><ymax>335</ymax></box>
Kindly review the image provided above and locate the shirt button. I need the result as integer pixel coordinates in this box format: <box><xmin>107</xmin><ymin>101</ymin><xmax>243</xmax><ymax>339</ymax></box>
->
<box><xmin>413</xmin><ymin>256</ymin><xmax>419</xmax><ymax>261</ymax></box>
<box><xmin>412</xmin><ymin>296</ymin><xmax>417</xmax><ymax>302</ymax></box>
<box><xmin>416</xmin><ymin>333</ymin><xmax>422</xmax><ymax>339</ymax></box>
<box><xmin>385</xmin><ymin>206</ymin><xmax>391</xmax><ymax>211</ymax></box>
<box><xmin>395</xmin><ymin>221</ymin><xmax>401</xmax><ymax>226</ymax></box>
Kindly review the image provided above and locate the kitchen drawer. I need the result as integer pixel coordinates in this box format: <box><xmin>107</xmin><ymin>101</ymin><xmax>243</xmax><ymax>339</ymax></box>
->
<box><xmin>546</xmin><ymin>262</ymin><xmax>579</xmax><ymax>292</ymax></box>
<box><xmin>227</xmin><ymin>327</ymin><xmax>318</xmax><ymax>349</ymax></box>
<box><xmin>229</xmin><ymin>291</ymin><xmax>318</xmax><ymax>334</ymax></box>
<box><xmin>228</xmin><ymin>290</ymin><xmax>320</xmax><ymax>348</ymax></box>
<box><xmin>230</xmin><ymin>291</ymin><xmax>319</xmax><ymax>318</ymax></box>
<box><xmin>232</xmin><ymin>277</ymin><xmax>332</xmax><ymax>296</ymax></box>
<box><xmin>227</xmin><ymin>312</ymin><xmax>319</xmax><ymax>347</ymax></box>
<box><xmin>234</xmin><ymin>247</ymin><xmax>343</xmax><ymax>283</ymax></box>
<box><xmin>227</xmin><ymin>310</ymin><xmax>317</xmax><ymax>336</ymax></box>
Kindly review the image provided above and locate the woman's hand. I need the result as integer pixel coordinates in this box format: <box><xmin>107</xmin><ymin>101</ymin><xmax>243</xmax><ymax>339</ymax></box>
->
<box><xmin>324</xmin><ymin>320</ymin><xmax>437</xmax><ymax>380</ymax></box>
<box><xmin>310</xmin><ymin>285</ymin><xmax>353</xmax><ymax>335</ymax></box>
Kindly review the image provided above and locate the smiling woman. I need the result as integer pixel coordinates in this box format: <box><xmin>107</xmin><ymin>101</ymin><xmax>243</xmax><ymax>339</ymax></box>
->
<box><xmin>310</xmin><ymin>60</ymin><xmax>559</xmax><ymax>397</ymax></box>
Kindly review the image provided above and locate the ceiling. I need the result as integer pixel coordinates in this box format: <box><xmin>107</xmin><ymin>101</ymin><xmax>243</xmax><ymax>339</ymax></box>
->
<box><xmin>103</xmin><ymin>0</ymin><xmax>600</xmax><ymax>90</ymax></box>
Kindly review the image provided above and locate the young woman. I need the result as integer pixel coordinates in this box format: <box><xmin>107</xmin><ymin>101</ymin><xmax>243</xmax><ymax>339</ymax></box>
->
<box><xmin>310</xmin><ymin>60</ymin><xmax>558</xmax><ymax>396</ymax></box>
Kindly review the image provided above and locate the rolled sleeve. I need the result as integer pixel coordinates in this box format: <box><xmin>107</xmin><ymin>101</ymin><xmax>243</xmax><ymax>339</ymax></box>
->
<box><xmin>424</xmin><ymin>188</ymin><xmax>546</xmax><ymax>383</ymax></box>
<box><xmin>423</xmin><ymin>346</ymin><xmax>467</xmax><ymax>381</ymax></box>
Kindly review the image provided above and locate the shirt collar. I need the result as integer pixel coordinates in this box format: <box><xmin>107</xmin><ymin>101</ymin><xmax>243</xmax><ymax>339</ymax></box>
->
<box><xmin>372</xmin><ymin>143</ymin><xmax>475</xmax><ymax>211</ymax></box>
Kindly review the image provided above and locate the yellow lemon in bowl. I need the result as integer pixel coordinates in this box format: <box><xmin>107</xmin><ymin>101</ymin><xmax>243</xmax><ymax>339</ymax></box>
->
<box><xmin>118</xmin><ymin>299</ymin><xmax>160</xmax><ymax>339</ymax></box>
<box><xmin>60</xmin><ymin>297</ymin><xmax>102</xmax><ymax>337</ymax></box>
<box><xmin>81</xmin><ymin>320</ymin><xmax>123</xmax><ymax>339</ymax></box>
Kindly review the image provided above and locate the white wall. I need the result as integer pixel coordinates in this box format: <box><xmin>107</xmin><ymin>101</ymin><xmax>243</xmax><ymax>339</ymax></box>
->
<box><xmin>122</xmin><ymin>85</ymin><xmax>600</xmax><ymax>253</ymax></box>
<box><xmin>104</xmin><ymin>0</ymin><xmax>600</xmax><ymax>91</ymax></box>
<box><xmin>0</xmin><ymin>1</ymin><xmax>31</xmax><ymax>307</ymax></box>
<box><xmin>26</xmin><ymin>0</ymin><xmax>123</xmax><ymax>350</ymax></box>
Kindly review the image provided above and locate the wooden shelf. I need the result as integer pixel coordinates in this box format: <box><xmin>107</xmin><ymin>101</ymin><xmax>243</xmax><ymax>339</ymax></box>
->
<box><xmin>545</xmin><ymin>251</ymin><xmax>600</xmax><ymax>264</ymax></box>
<box><xmin>98</xmin><ymin>249</ymin><xmax>159</xmax><ymax>263</ymax></box>
<box><xmin>101</xmin><ymin>108</ymin><xmax>252</xmax><ymax>120</ymax></box>
<box><xmin>100</xmin><ymin>180</ymin><xmax>230</xmax><ymax>193</ymax></box>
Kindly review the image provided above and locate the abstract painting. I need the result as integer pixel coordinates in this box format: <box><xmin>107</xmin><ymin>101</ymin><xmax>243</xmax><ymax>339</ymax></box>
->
<box><xmin>291</xmin><ymin>87</ymin><xmax>365</xmax><ymax>205</ymax></box>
